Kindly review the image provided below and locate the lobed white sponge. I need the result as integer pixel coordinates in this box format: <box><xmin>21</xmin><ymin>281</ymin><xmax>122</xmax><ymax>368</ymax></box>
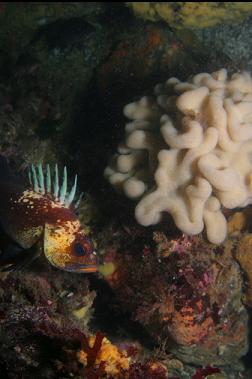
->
<box><xmin>105</xmin><ymin>69</ymin><xmax>252</xmax><ymax>244</ymax></box>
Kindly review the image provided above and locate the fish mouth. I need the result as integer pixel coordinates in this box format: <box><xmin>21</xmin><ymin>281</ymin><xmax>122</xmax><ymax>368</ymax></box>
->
<box><xmin>63</xmin><ymin>263</ymin><xmax>98</xmax><ymax>273</ymax></box>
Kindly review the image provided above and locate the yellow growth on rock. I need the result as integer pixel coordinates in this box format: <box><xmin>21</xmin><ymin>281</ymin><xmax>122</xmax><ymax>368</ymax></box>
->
<box><xmin>227</xmin><ymin>212</ymin><xmax>246</xmax><ymax>235</ymax></box>
<box><xmin>236</xmin><ymin>234</ymin><xmax>252</xmax><ymax>306</ymax></box>
<box><xmin>127</xmin><ymin>2</ymin><xmax>252</xmax><ymax>29</ymax></box>
<box><xmin>77</xmin><ymin>336</ymin><xmax>130</xmax><ymax>377</ymax></box>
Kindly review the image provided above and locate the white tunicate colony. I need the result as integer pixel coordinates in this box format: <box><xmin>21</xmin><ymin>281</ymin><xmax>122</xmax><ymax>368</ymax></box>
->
<box><xmin>105</xmin><ymin>69</ymin><xmax>252</xmax><ymax>244</ymax></box>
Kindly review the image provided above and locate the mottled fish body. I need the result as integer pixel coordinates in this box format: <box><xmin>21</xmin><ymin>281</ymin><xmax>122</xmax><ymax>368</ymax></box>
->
<box><xmin>0</xmin><ymin>157</ymin><xmax>98</xmax><ymax>273</ymax></box>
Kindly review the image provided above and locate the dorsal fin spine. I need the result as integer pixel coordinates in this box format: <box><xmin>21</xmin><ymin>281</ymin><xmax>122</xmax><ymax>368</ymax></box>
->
<box><xmin>66</xmin><ymin>174</ymin><xmax>77</xmax><ymax>207</ymax></box>
<box><xmin>29</xmin><ymin>163</ymin><xmax>78</xmax><ymax>207</ymax></box>
<box><xmin>74</xmin><ymin>190</ymin><xmax>83</xmax><ymax>209</ymax></box>
<box><xmin>46</xmin><ymin>164</ymin><xmax>51</xmax><ymax>193</ymax></box>
<box><xmin>59</xmin><ymin>166</ymin><xmax>67</xmax><ymax>204</ymax></box>
<box><xmin>31</xmin><ymin>164</ymin><xmax>39</xmax><ymax>193</ymax></box>
<box><xmin>28</xmin><ymin>169</ymin><xmax>32</xmax><ymax>185</ymax></box>
<box><xmin>54</xmin><ymin>164</ymin><xmax>59</xmax><ymax>199</ymax></box>
<box><xmin>38</xmin><ymin>163</ymin><xmax>45</xmax><ymax>194</ymax></box>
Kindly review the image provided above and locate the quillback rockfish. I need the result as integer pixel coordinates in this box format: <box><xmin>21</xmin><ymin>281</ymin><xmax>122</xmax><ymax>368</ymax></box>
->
<box><xmin>0</xmin><ymin>156</ymin><xmax>98</xmax><ymax>273</ymax></box>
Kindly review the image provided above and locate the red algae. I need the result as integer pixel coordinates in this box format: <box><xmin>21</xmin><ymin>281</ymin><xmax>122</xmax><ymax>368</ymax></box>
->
<box><xmin>0</xmin><ymin>266</ymin><xmax>95</xmax><ymax>378</ymax></box>
<box><xmin>79</xmin><ymin>332</ymin><xmax>106</xmax><ymax>379</ymax></box>
<box><xmin>80</xmin><ymin>331</ymin><xmax>105</xmax><ymax>368</ymax></box>
<box><xmin>129</xmin><ymin>361</ymin><xmax>168</xmax><ymax>379</ymax></box>
<box><xmin>192</xmin><ymin>366</ymin><xmax>221</xmax><ymax>379</ymax></box>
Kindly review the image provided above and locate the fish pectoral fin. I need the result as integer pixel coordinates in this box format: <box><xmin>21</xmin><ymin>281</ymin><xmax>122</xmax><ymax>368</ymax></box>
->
<box><xmin>11</xmin><ymin>251</ymin><xmax>41</xmax><ymax>272</ymax></box>
<box><xmin>0</xmin><ymin>243</ymin><xmax>41</xmax><ymax>272</ymax></box>
<box><xmin>0</xmin><ymin>242</ymin><xmax>24</xmax><ymax>264</ymax></box>
<box><xmin>0</xmin><ymin>243</ymin><xmax>26</xmax><ymax>272</ymax></box>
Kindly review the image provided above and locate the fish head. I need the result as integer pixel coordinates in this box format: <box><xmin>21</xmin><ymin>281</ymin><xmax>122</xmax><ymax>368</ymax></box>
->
<box><xmin>44</xmin><ymin>220</ymin><xmax>98</xmax><ymax>273</ymax></box>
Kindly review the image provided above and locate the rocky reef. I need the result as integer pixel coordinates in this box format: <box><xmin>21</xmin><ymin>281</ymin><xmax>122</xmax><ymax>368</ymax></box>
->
<box><xmin>0</xmin><ymin>3</ymin><xmax>252</xmax><ymax>379</ymax></box>
<box><xmin>0</xmin><ymin>264</ymin><xmax>95</xmax><ymax>378</ymax></box>
<box><xmin>98</xmin><ymin>220</ymin><xmax>249</xmax><ymax>376</ymax></box>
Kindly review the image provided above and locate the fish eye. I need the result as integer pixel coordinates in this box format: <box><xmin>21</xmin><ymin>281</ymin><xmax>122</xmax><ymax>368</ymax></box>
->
<box><xmin>74</xmin><ymin>243</ymin><xmax>86</xmax><ymax>256</ymax></box>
